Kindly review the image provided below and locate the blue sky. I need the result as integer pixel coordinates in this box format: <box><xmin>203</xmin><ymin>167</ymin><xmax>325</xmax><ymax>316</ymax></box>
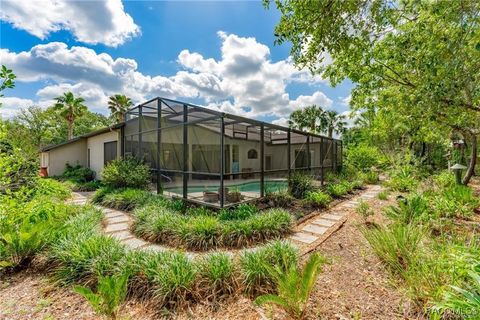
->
<box><xmin>0</xmin><ymin>1</ymin><xmax>352</xmax><ymax>124</ymax></box>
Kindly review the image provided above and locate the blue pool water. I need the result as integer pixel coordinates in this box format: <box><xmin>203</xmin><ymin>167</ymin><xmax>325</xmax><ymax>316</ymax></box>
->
<box><xmin>165</xmin><ymin>180</ymin><xmax>288</xmax><ymax>194</ymax></box>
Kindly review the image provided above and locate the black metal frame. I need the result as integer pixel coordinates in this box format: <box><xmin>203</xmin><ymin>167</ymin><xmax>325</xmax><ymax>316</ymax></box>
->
<box><xmin>123</xmin><ymin>97</ymin><xmax>342</xmax><ymax>208</ymax></box>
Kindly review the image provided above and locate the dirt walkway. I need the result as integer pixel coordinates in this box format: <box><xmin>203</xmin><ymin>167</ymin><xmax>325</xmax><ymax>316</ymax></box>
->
<box><xmin>1</xmin><ymin>185</ymin><xmax>421</xmax><ymax>319</ymax></box>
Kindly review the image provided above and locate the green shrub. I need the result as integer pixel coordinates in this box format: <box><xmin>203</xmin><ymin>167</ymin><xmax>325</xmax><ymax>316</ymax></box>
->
<box><xmin>433</xmin><ymin>185</ymin><xmax>479</xmax><ymax>218</ymax></box>
<box><xmin>345</xmin><ymin>144</ymin><xmax>382</xmax><ymax>171</ymax></box>
<box><xmin>264</xmin><ymin>190</ymin><xmax>294</xmax><ymax>207</ymax></box>
<box><xmin>240</xmin><ymin>240</ymin><xmax>298</xmax><ymax>292</ymax></box>
<box><xmin>288</xmin><ymin>172</ymin><xmax>314</xmax><ymax>199</ymax></box>
<box><xmin>62</xmin><ymin>163</ymin><xmax>96</xmax><ymax>182</ymax></box>
<box><xmin>302</xmin><ymin>191</ymin><xmax>332</xmax><ymax>208</ymax></box>
<box><xmin>34</xmin><ymin>178</ymin><xmax>71</xmax><ymax>200</ymax></box>
<box><xmin>255</xmin><ymin>253</ymin><xmax>326</xmax><ymax>319</ymax></box>
<box><xmin>385</xmin><ymin>166</ymin><xmax>418</xmax><ymax>192</ymax></box>
<box><xmin>93</xmin><ymin>187</ymin><xmax>153</xmax><ymax>211</ymax></box>
<box><xmin>432</xmin><ymin>170</ymin><xmax>456</xmax><ymax>189</ymax></box>
<box><xmin>74</xmin><ymin>272</ymin><xmax>128</xmax><ymax>318</ymax></box>
<box><xmin>385</xmin><ymin>194</ymin><xmax>428</xmax><ymax>224</ymax></box>
<box><xmin>0</xmin><ymin>197</ymin><xmax>81</xmax><ymax>271</ymax></box>
<box><xmin>102</xmin><ymin>157</ymin><xmax>150</xmax><ymax>189</ymax></box>
<box><xmin>325</xmin><ymin>183</ymin><xmax>348</xmax><ymax>198</ymax></box>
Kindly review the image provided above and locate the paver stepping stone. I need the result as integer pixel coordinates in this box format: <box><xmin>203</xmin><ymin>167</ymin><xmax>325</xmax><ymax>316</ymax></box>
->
<box><xmin>302</xmin><ymin>224</ymin><xmax>328</xmax><ymax>235</ymax></box>
<box><xmin>143</xmin><ymin>244</ymin><xmax>167</xmax><ymax>252</ymax></box>
<box><xmin>107</xmin><ymin>215</ymin><xmax>130</xmax><ymax>224</ymax></box>
<box><xmin>105</xmin><ymin>211</ymin><xmax>125</xmax><ymax>219</ymax></box>
<box><xmin>123</xmin><ymin>238</ymin><xmax>148</xmax><ymax>249</ymax></box>
<box><xmin>105</xmin><ymin>222</ymin><xmax>129</xmax><ymax>233</ymax></box>
<box><xmin>109</xmin><ymin>230</ymin><xmax>134</xmax><ymax>241</ymax></box>
<box><xmin>290</xmin><ymin>232</ymin><xmax>318</xmax><ymax>244</ymax></box>
<box><xmin>312</xmin><ymin>218</ymin><xmax>336</xmax><ymax>227</ymax></box>
<box><xmin>322</xmin><ymin>213</ymin><xmax>343</xmax><ymax>221</ymax></box>
<box><xmin>361</xmin><ymin>194</ymin><xmax>376</xmax><ymax>198</ymax></box>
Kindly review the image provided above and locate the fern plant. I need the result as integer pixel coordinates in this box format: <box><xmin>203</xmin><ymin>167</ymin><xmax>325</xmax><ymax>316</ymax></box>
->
<box><xmin>255</xmin><ymin>253</ymin><xmax>325</xmax><ymax>319</ymax></box>
<box><xmin>74</xmin><ymin>273</ymin><xmax>129</xmax><ymax>319</ymax></box>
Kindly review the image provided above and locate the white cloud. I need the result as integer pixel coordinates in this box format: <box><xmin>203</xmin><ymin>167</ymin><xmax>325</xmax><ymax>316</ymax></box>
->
<box><xmin>287</xmin><ymin>91</ymin><xmax>333</xmax><ymax>114</ymax></box>
<box><xmin>0</xmin><ymin>0</ymin><xmax>139</xmax><ymax>47</ymax></box>
<box><xmin>271</xmin><ymin>117</ymin><xmax>289</xmax><ymax>127</ymax></box>
<box><xmin>340</xmin><ymin>95</ymin><xmax>351</xmax><ymax>107</ymax></box>
<box><xmin>0</xmin><ymin>96</ymin><xmax>53</xmax><ymax>118</ymax></box>
<box><xmin>2</xmin><ymin>32</ymin><xmax>336</xmax><ymax>122</ymax></box>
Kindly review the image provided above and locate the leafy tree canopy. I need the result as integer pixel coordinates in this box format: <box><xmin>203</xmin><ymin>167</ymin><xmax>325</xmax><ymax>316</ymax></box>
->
<box><xmin>266</xmin><ymin>0</ymin><xmax>480</xmax><ymax>183</ymax></box>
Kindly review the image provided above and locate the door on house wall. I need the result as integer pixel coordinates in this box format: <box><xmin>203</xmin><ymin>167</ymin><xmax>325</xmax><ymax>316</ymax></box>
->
<box><xmin>265</xmin><ymin>155</ymin><xmax>272</xmax><ymax>171</ymax></box>
<box><xmin>104</xmin><ymin>141</ymin><xmax>117</xmax><ymax>165</ymax></box>
<box><xmin>295</xmin><ymin>150</ymin><xmax>308</xmax><ymax>168</ymax></box>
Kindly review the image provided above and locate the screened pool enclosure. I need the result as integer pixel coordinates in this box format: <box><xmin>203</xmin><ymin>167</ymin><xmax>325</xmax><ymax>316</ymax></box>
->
<box><xmin>124</xmin><ymin>97</ymin><xmax>342</xmax><ymax>208</ymax></box>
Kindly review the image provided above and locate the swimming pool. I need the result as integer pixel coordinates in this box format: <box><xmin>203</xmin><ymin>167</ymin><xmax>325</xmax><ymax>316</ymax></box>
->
<box><xmin>165</xmin><ymin>180</ymin><xmax>288</xmax><ymax>195</ymax></box>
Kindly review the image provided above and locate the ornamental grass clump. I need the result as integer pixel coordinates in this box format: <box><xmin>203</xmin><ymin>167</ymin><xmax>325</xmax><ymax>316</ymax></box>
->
<box><xmin>144</xmin><ymin>251</ymin><xmax>197</xmax><ymax>307</ymax></box>
<box><xmin>362</xmin><ymin>223</ymin><xmax>423</xmax><ymax>278</ymax></box>
<box><xmin>93</xmin><ymin>187</ymin><xmax>154</xmax><ymax>211</ymax></box>
<box><xmin>240</xmin><ymin>240</ymin><xmax>298</xmax><ymax>293</ymax></box>
<box><xmin>131</xmin><ymin>203</ymin><xmax>293</xmax><ymax>250</ymax></box>
<box><xmin>196</xmin><ymin>252</ymin><xmax>238</xmax><ymax>298</ymax></box>
<box><xmin>50</xmin><ymin>234</ymin><xmax>126</xmax><ymax>286</ymax></box>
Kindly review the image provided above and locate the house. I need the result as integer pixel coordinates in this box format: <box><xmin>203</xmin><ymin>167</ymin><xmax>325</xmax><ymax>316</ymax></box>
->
<box><xmin>40</xmin><ymin>123</ymin><xmax>123</xmax><ymax>179</ymax></box>
<box><xmin>41</xmin><ymin>97</ymin><xmax>342</xmax><ymax>207</ymax></box>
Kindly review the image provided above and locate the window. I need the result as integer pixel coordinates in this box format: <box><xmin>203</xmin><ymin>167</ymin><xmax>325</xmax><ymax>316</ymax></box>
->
<box><xmin>247</xmin><ymin>149</ymin><xmax>258</xmax><ymax>159</ymax></box>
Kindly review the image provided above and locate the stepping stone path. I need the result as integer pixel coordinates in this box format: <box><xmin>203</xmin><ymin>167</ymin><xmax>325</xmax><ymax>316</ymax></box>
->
<box><xmin>66</xmin><ymin>192</ymin><xmax>169</xmax><ymax>253</ymax></box>
<box><xmin>287</xmin><ymin>184</ymin><xmax>383</xmax><ymax>252</ymax></box>
<box><xmin>67</xmin><ymin>184</ymin><xmax>383</xmax><ymax>257</ymax></box>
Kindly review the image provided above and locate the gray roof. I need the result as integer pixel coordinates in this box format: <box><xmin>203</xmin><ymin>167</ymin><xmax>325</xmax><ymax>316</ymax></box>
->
<box><xmin>41</xmin><ymin>123</ymin><xmax>124</xmax><ymax>152</ymax></box>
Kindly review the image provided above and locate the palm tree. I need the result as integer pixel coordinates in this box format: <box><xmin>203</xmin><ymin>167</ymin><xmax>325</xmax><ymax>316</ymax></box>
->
<box><xmin>108</xmin><ymin>94</ymin><xmax>132</xmax><ymax>123</ymax></box>
<box><xmin>53</xmin><ymin>92</ymin><xmax>87</xmax><ymax>140</ymax></box>
<box><xmin>320</xmin><ymin>110</ymin><xmax>347</xmax><ymax>138</ymax></box>
<box><xmin>288</xmin><ymin>105</ymin><xmax>323</xmax><ymax>133</ymax></box>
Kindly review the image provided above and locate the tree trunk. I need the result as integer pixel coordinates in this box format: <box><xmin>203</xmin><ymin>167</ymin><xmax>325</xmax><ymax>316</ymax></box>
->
<box><xmin>462</xmin><ymin>133</ymin><xmax>477</xmax><ymax>185</ymax></box>
<box><xmin>67</xmin><ymin>121</ymin><xmax>74</xmax><ymax>140</ymax></box>
<box><xmin>328</xmin><ymin>127</ymin><xmax>333</xmax><ymax>138</ymax></box>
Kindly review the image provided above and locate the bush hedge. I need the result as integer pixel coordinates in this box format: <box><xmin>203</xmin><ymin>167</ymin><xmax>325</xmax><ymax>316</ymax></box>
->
<box><xmin>101</xmin><ymin>157</ymin><xmax>150</xmax><ymax>189</ymax></box>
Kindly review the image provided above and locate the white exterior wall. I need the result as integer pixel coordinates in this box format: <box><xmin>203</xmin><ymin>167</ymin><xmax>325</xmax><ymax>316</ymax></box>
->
<box><xmin>86</xmin><ymin>130</ymin><xmax>121</xmax><ymax>179</ymax></box>
<box><xmin>46</xmin><ymin>139</ymin><xmax>87</xmax><ymax>176</ymax></box>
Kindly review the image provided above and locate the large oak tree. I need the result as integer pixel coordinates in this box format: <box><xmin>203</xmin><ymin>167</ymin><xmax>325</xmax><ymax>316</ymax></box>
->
<box><xmin>266</xmin><ymin>0</ymin><xmax>480</xmax><ymax>184</ymax></box>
